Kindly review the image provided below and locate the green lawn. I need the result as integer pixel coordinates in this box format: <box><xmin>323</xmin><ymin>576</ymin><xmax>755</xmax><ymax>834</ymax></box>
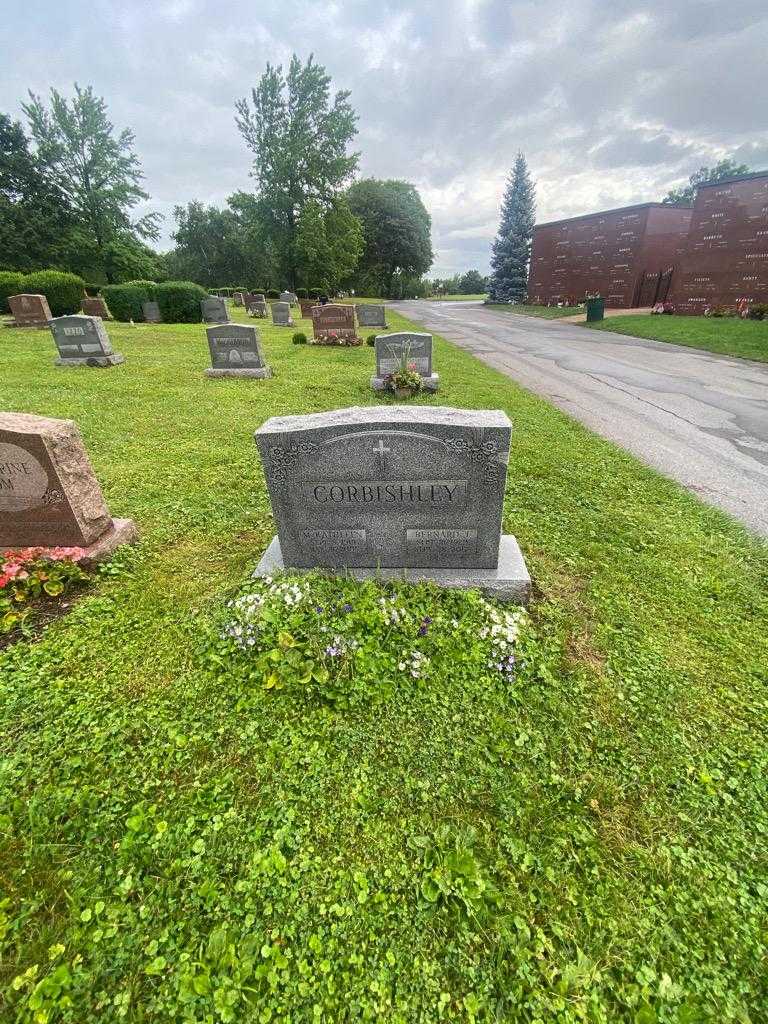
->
<box><xmin>584</xmin><ymin>314</ymin><xmax>768</xmax><ymax>363</ymax></box>
<box><xmin>486</xmin><ymin>303</ymin><xmax>585</xmax><ymax>319</ymax></box>
<box><xmin>429</xmin><ymin>294</ymin><xmax>487</xmax><ymax>302</ymax></box>
<box><xmin>2</xmin><ymin>308</ymin><xmax>768</xmax><ymax>1022</ymax></box>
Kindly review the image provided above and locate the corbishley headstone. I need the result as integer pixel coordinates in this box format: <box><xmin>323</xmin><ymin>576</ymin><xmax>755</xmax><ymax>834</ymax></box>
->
<box><xmin>357</xmin><ymin>303</ymin><xmax>388</xmax><ymax>328</ymax></box>
<box><xmin>312</xmin><ymin>304</ymin><xmax>357</xmax><ymax>340</ymax></box>
<box><xmin>372</xmin><ymin>332</ymin><xmax>439</xmax><ymax>392</ymax></box>
<box><xmin>8</xmin><ymin>293</ymin><xmax>52</xmax><ymax>328</ymax></box>
<box><xmin>253</xmin><ymin>405</ymin><xmax>530</xmax><ymax>603</ymax></box>
<box><xmin>49</xmin><ymin>315</ymin><xmax>124</xmax><ymax>367</ymax></box>
<box><xmin>81</xmin><ymin>296</ymin><xmax>112</xmax><ymax>320</ymax></box>
<box><xmin>0</xmin><ymin>411</ymin><xmax>138</xmax><ymax>562</ymax></box>
<box><xmin>205</xmin><ymin>323</ymin><xmax>272</xmax><ymax>379</ymax></box>
<box><xmin>142</xmin><ymin>301</ymin><xmax>162</xmax><ymax>323</ymax></box>
<box><xmin>201</xmin><ymin>296</ymin><xmax>229</xmax><ymax>323</ymax></box>
<box><xmin>271</xmin><ymin>301</ymin><xmax>293</xmax><ymax>327</ymax></box>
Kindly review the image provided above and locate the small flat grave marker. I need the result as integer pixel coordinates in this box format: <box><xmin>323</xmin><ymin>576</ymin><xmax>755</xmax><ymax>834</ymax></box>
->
<box><xmin>253</xmin><ymin>405</ymin><xmax>530</xmax><ymax>603</ymax></box>
<box><xmin>201</xmin><ymin>296</ymin><xmax>230</xmax><ymax>323</ymax></box>
<box><xmin>0</xmin><ymin>410</ymin><xmax>138</xmax><ymax>561</ymax></box>
<box><xmin>372</xmin><ymin>331</ymin><xmax>439</xmax><ymax>392</ymax></box>
<box><xmin>205</xmin><ymin>323</ymin><xmax>272</xmax><ymax>379</ymax></box>
<box><xmin>50</xmin><ymin>315</ymin><xmax>124</xmax><ymax>368</ymax></box>
<box><xmin>8</xmin><ymin>293</ymin><xmax>52</xmax><ymax>328</ymax></box>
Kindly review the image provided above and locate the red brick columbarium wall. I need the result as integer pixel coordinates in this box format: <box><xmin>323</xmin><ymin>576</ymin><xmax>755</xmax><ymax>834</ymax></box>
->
<box><xmin>665</xmin><ymin>172</ymin><xmax>768</xmax><ymax>314</ymax></box>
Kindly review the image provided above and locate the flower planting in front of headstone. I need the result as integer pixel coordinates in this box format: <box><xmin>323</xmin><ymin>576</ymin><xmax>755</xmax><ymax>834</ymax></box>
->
<box><xmin>311</xmin><ymin>329</ymin><xmax>363</xmax><ymax>347</ymax></box>
<box><xmin>0</xmin><ymin>546</ymin><xmax>89</xmax><ymax>638</ymax></box>
<box><xmin>218</xmin><ymin>572</ymin><xmax>529</xmax><ymax>708</ymax></box>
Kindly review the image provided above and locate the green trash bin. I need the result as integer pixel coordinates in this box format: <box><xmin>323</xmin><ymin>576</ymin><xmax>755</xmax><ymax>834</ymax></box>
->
<box><xmin>585</xmin><ymin>296</ymin><xmax>605</xmax><ymax>322</ymax></box>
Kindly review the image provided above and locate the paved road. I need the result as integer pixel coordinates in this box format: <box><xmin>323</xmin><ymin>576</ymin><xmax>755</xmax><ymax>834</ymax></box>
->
<box><xmin>398</xmin><ymin>301</ymin><xmax>768</xmax><ymax>536</ymax></box>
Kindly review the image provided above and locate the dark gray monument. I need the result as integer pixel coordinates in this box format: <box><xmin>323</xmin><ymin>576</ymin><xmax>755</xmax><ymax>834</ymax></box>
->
<box><xmin>271</xmin><ymin>301</ymin><xmax>293</xmax><ymax>327</ymax></box>
<box><xmin>205</xmin><ymin>323</ymin><xmax>272</xmax><ymax>379</ymax></box>
<box><xmin>371</xmin><ymin>332</ymin><xmax>439</xmax><ymax>392</ymax></box>
<box><xmin>201</xmin><ymin>296</ymin><xmax>229</xmax><ymax>323</ymax></box>
<box><xmin>142</xmin><ymin>301</ymin><xmax>162</xmax><ymax>323</ymax></box>
<box><xmin>253</xmin><ymin>405</ymin><xmax>530</xmax><ymax>603</ymax></box>
<box><xmin>0</xmin><ymin>411</ymin><xmax>138</xmax><ymax>562</ymax></box>
<box><xmin>49</xmin><ymin>315</ymin><xmax>124</xmax><ymax>367</ymax></box>
<box><xmin>248</xmin><ymin>297</ymin><xmax>268</xmax><ymax>318</ymax></box>
<box><xmin>357</xmin><ymin>303</ymin><xmax>388</xmax><ymax>329</ymax></box>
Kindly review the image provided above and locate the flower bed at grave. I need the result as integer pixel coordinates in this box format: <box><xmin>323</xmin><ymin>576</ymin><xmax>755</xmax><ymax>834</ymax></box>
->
<box><xmin>218</xmin><ymin>572</ymin><xmax>528</xmax><ymax>707</ymax></box>
<box><xmin>0</xmin><ymin>546</ymin><xmax>89</xmax><ymax>639</ymax></box>
<box><xmin>311</xmin><ymin>330</ymin><xmax>363</xmax><ymax>346</ymax></box>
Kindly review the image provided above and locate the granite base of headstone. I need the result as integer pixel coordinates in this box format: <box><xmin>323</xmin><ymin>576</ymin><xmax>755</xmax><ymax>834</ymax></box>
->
<box><xmin>0</xmin><ymin>411</ymin><xmax>138</xmax><ymax>565</ymax></box>
<box><xmin>205</xmin><ymin>323</ymin><xmax>272</xmax><ymax>378</ymax></box>
<box><xmin>253</xmin><ymin>405</ymin><xmax>530</xmax><ymax>604</ymax></box>
<box><xmin>371</xmin><ymin>331</ymin><xmax>439</xmax><ymax>392</ymax></box>
<box><xmin>50</xmin><ymin>315</ymin><xmax>124</xmax><ymax>367</ymax></box>
<box><xmin>8</xmin><ymin>294</ymin><xmax>52</xmax><ymax>328</ymax></box>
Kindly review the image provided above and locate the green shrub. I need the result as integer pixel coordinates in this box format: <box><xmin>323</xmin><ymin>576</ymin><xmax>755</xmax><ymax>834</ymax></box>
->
<box><xmin>103</xmin><ymin>281</ymin><xmax>156</xmax><ymax>322</ymax></box>
<box><xmin>296</xmin><ymin>288</ymin><xmax>308</xmax><ymax>299</ymax></box>
<box><xmin>747</xmin><ymin>303</ymin><xmax>768</xmax><ymax>321</ymax></box>
<box><xmin>83</xmin><ymin>282</ymin><xmax>103</xmax><ymax>297</ymax></box>
<box><xmin>155</xmin><ymin>281</ymin><xmax>208</xmax><ymax>323</ymax></box>
<box><xmin>292</xmin><ymin>332</ymin><xmax>308</xmax><ymax>345</ymax></box>
<box><xmin>0</xmin><ymin>271</ymin><xmax>25</xmax><ymax>312</ymax></box>
<box><xmin>367</xmin><ymin>334</ymin><xmax>376</xmax><ymax>346</ymax></box>
<box><xmin>23</xmin><ymin>270</ymin><xmax>85</xmax><ymax>317</ymax></box>
<box><xmin>267</xmin><ymin>289</ymin><xmax>280</xmax><ymax>299</ymax></box>
<box><xmin>310</xmin><ymin>287</ymin><xmax>323</xmax><ymax>299</ymax></box>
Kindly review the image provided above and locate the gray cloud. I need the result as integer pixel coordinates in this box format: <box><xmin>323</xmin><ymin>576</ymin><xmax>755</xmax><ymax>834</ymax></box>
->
<box><xmin>2</xmin><ymin>0</ymin><xmax>766</xmax><ymax>275</ymax></box>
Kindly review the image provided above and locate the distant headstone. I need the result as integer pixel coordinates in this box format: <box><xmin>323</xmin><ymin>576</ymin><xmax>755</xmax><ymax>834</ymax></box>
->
<box><xmin>201</xmin><ymin>296</ymin><xmax>229</xmax><ymax>323</ymax></box>
<box><xmin>253</xmin><ymin>406</ymin><xmax>530</xmax><ymax>603</ymax></box>
<box><xmin>142</xmin><ymin>301</ymin><xmax>162</xmax><ymax>323</ymax></box>
<box><xmin>311</xmin><ymin>304</ymin><xmax>357</xmax><ymax>341</ymax></box>
<box><xmin>8</xmin><ymin>293</ymin><xmax>52</xmax><ymax>328</ymax></box>
<box><xmin>357</xmin><ymin>303</ymin><xmax>388</xmax><ymax>328</ymax></box>
<box><xmin>279</xmin><ymin>291</ymin><xmax>293</xmax><ymax>304</ymax></box>
<box><xmin>49</xmin><ymin>315</ymin><xmax>124</xmax><ymax>368</ymax></box>
<box><xmin>271</xmin><ymin>301</ymin><xmax>293</xmax><ymax>327</ymax></box>
<box><xmin>233</xmin><ymin>292</ymin><xmax>245</xmax><ymax>306</ymax></box>
<box><xmin>299</xmin><ymin>299</ymin><xmax>317</xmax><ymax>318</ymax></box>
<box><xmin>205</xmin><ymin>323</ymin><xmax>272</xmax><ymax>379</ymax></box>
<box><xmin>0</xmin><ymin>410</ymin><xmax>138</xmax><ymax>562</ymax></box>
<box><xmin>81</xmin><ymin>296</ymin><xmax>112</xmax><ymax>320</ymax></box>
<box><xmin>248</xmin><ymin>300</ymin><xmax>268</xmax><ymax>318</ymax></box>
<box><xmin>371</xmin><ymin>331</ymin><xmax>439</xmax><ymax>392</ymax></box>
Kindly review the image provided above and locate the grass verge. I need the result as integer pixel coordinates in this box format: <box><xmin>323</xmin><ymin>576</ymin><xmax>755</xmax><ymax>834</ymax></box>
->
<box><xmin>486</xmin><ymin>303</ymin><xmax>585</xmax><ymax>319</ymax></box>
<box><xmin>583</xmin><ymin>314</ymin><xmax>768</xmax><ymax>362</ymax></box>
<box><xmin>1</xmin><ymin>308</ymin><xmax>767</xmax><ymax>1021</ymax></box>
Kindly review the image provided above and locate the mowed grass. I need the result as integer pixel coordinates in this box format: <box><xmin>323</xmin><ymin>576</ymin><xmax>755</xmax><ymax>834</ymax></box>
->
<box><xmin>486</xmin><ymin>302</ymin><xmax>585</xmax><ymax>318</ymax></box>
<box><xmin>584</xmin><ymin>313</ymin><xmax>768</xmax><ymax>363</ymax></box>
<box><xmin>428</xmin><ymin>294</ymin><xmax>487</xmax><ymax>302</ymax></box>
<box><xmin>1</xmin><ymin>306</ymin><xmax>768</xmax><ymax>1022</ymax></box>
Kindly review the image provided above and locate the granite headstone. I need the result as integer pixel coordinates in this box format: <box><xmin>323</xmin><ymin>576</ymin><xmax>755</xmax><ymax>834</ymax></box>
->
<box><xmin>299</xmin><ymin>299</ymin><xmax>317</xmax><ymax>318</ymax></box>
<box><xmin>205</xmin><ymin>323</ymin><xmax>272</xmax><ymax>379</ymax></box>
<box><xmin>233</xmin><ymin>292</ymin><xmax>245</xmax><ymax>307</ymax></box>
<box><xmin>357</xmin><ymin>303</ymin><xmax>388</xmax><ymax>328</ymax></box>
<box><xmin>311</xmin><ymin>303</ymin><xmax>357</xmax><ymax>340</ymax></box>
<box><xmin>8</xmin><ymin>293</ymin><xmax>52</xmax><ymax>328</ymax></box>
<box><xmin>0</xmin><ymin>411</ymin><xmax>138</xmax><ymax>562</ymax></box>
<box><xmin>271</xmin><ymin>301</ymin><xmax>293</xmax><ymax>327</ymax></box>
<box><xmin>142</xmin><ymin>301</ymin><xmax>162</xmax><ymax>323</ymax></box>
<box><xmin>81</xmin><ymin>296</ymin><xmax>112</xmax><ymax>320</ymax></box>
<box><xmin>253</xmin><ymin>405</ymin><xmax>530</xmax><ymax>603</ymax></box>
<box><xmin>201</xmin><ymin>296</ymin><xmax>230</xmax><ymax>323</ymax></box>
<box><xmin>371</xmin><ymin>332</ymin><xmax>439</xmax><ymax>392</ymax></box>
<box><xmin>50</xmin><ymin>315</ymin><xmax>124</xmax><ymax>367</ymax></box>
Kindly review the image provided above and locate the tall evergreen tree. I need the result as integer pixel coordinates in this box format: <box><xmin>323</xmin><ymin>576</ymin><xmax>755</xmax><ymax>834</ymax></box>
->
<box><xmin>488</xmin><ymin>153</ymin><xmax>535</xmax><ymax>303</ymax></box>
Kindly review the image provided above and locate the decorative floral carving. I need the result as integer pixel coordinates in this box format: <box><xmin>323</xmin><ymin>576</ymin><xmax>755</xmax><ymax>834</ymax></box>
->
<box><xmin>443</xmin><ymin>436</ymin><xmax>501</xmax><ymax>485</ymax></box>
<box><xmin>42</xmin><ymin>488</ymin><xmax>65</xmax><ymax>506</ymax></box>
<box><xmin>268</xmin><ymin>442</ymin><xmax>319</xmax><ymax>482</ymax></box>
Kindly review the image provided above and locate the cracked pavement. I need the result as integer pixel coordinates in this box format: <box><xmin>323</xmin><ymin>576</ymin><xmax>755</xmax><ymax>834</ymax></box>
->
<box><xmin>397</xmin><ymin>300</ymin><xmax>768</xmax><ymax>537</ymax></box>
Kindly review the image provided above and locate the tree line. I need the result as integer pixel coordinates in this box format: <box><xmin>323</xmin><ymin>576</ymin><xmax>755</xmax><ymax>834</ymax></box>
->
<box><xmin>0</xmin><ymin>56</ymin><xmax>443</xmax><ymax>297</ymax></box>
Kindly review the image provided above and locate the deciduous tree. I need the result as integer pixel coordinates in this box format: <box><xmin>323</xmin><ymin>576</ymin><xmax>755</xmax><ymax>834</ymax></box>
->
<box><xmin>662</xmin><ymin>159</ymin><xmax>752</xmax><ymax>205</ymax></box>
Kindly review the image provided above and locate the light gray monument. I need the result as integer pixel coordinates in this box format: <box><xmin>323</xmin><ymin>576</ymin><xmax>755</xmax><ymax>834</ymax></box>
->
<box><xmin>142</xmin><ymin>301</ymin><xmax>162</xmax><ymax>323</ymax></box>
<box><xmin>49</xmin><ymin>315</ymin><xmax>124</xmax><ymax>368</ymax></box>
<box><xmin>253</xmin><ymin>405</ymin><xmax>530</xmax><ymax>603</ymax></box>
<box><xmin>201</xmin><ymin>296</ymin><xmax>229</xmax><ymax>323</ymax></box>
<box><xmin>271</xmin><ymin>301</ymin><xmax>293</xmax><ymax>327</ymax></box>
<box><xmin>248</xmin><ymin>298</ymin><xmax>268</xmax><ymax>318</ymax></box>
<box><xmin>371</xmin><ymin>332</ymin><xmax>439</xmax><ymax>392</ymax></box>
<box><xmin>279</xmin><ymin>291</ymin><xmax>293</xmax><ymax>305</ymax></box>
<box><xmin>357</xmin><ymin>303</ymin><xmax>388</xmax><ymax>329</ymax></box>
<box><xmin>205</xmin><ymin>323</ymin><xmax>272</xmax><ymax>379</ymax></box>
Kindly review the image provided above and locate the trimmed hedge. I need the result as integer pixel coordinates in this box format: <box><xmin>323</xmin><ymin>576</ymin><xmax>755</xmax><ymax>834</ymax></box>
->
<box><xmin>0</xmin><ymin>271</ymin><xmax>25</xmax><ymax>313</ymax></box>
<box><xmin>155</xmin><ymin>281</ymin><xmax>208</xmax><ymax>323</ymax></box>
<box><xmin>266</xmin><ymin>289</ymin><xmax>280</xmax><ymax>299</ymax></box>
<box><xmin>296</xmin><ymin>288</ymin><xmax>308</xmax><ymax>299</ymax></box>
<box><xmin>23</xmin><ymin>270</ymin><xmax>85</xmax><ymax>317</ymax></box>
<box><xmin>103</xmin><ymin>281</ymin><xmax>157</xmax><ymax>322</ymax></box>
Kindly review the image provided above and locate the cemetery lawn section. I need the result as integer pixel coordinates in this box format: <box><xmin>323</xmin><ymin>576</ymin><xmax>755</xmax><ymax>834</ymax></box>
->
<box><xmin>486</xmin><ymin>302</ymin><xmax>586</xmax><ymax>318</ymax></box>
<box><xmin>430</xmin><ymin>294</ymin><xmax>488</xmax><ymax>302</ymax></box>
<box><xmin>2</xmin><ymin>307</ymin><xmax>768</xmax><ymax>1023</ymax></box>
<box><xmin>583</xmin><ymin>313</ymin><xmax>768</xmax><ymax>363</ymax></box>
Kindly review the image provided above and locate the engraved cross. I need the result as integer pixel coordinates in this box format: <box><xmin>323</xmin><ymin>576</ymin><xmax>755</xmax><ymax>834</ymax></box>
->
<box><xmin>374</xmin><ymin>437</ymin><xmax>390</xmax><ymax>475</ymax></box>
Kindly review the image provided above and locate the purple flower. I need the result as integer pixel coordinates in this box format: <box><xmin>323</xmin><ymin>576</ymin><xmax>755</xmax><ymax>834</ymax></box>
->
<box><xmin>418</xmin><ymin>625</ymin><xmax>428</xmax><ymax>636</ymax></box>
<box><xmin>342</xmin><ymin>602</ymin><xmax>353</xmax><ymax>613</ymax></box>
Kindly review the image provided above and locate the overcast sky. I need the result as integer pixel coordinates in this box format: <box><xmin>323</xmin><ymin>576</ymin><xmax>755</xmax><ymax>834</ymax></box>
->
<box><xmin>3</xmin><ymin>0</ymin><xmax>767</xmax><ymax>276</ymax></box>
